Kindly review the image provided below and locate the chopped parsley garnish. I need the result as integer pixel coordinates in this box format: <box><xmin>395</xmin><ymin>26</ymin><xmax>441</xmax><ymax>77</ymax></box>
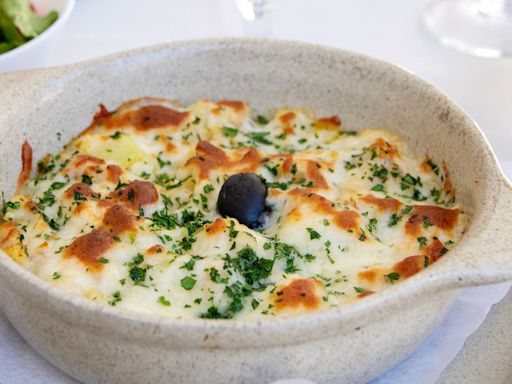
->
<box><xmin>354</xmin><ymin>287</ymin><xmax>366</xmax><ymax>293</ymax></box>
<box><xmin>40</xmin><ymin>211</ymin><xmax>60</xmax><ymax>230</ymax></box>
<box><xmin>256</xmin><ymin>115</ymin><xmax>269</xmax><ymax>125</ymax></box>
<box><xmin>37</xmin><ymin>190</ymin><xmax>56</xmax><ymax>209</ymax></box>
<box><xmin>267</xmin><ymin>181</ymin><xmax>289</xmax><ymax>190</ymax></box>
<box><xmin>129</xmin><ymin>253</ymin><xmax>144</xmax><ymax>266</ymax></box>
<box><xmin>180</xmin><ymin>255</ymin><xmax>204</xmax><ymax>271</ymax></box>
<box><xmin>368</xmin><ymin>218</ymin><xmax>378</xmax><ymax>234</ymax></box>
<box><xmin>97</xmin><ymin>257</ymin><xmax>109</xmax><ymax>264</ymax></box>
<box><xmin>109</xmin><ymin>291</ymin><xmax>122</xmax><ymax>306</ymax></box>
<box><xmin>150</xmin><ymin>209</ymin><xmax>178</xmax><ymax>230</ymax></box>
<box><xmin>264</xmin><ymin>164</ymin><xmax>278</xmax><ymax>177</ymax></box>
<box><xmin>203</xmin><ymin>184</ymin><xmax>214</xmax><ymax>193</ymax></box>
<box><xmin>181</xmin><ymin>276</ymin><xmax>197</xmax><ymax>290</ymax></box>
<box><xmin>371</xmin><ymin>184</ymin><xmax>384</xmax><ymax>192</ymax></box>
<box><xmin>129</xmin><ymin>266</ymin><xmax>146</xmax><ymax>285</ymax></box>
<box><xmin>222</xmin><ymin>127</ymin><xmax>239</xmax><ymax>137</ymax></box>
<box><xmin>273</xmin><ymin>241</ymin><xmax>313</xmax><ymax>273</ymax></box>
<box><xmin>110</xmin><ymin>131</ymin><xmax>122</xmax><ymax>140</ymax></box>
<box><xmin>210</xmin><ymin>267</ymin><xmax>229</xmax><ymax>284</ymax></box>
<box><xmin>157</xmin><ymin>155</ymin><xmax>171</xmax><ymax>168</ymax></box>
<box><xmin>50</xmin><ymin>181</ymin><xmax>67</xmax><ymax>190</ymax></box>
<box><xmin>426</xmin><ymin>159</ymin><xmax>440</xmax><ymax>175</ymax></box>
<box><xmin>385</xmin><ymin>272</ymin><xmax>400</xmax><ymax>283</ymax></box>
<box><xmin>228</xmin><ymin>246</ymin><xmax>273</xmax><ymax>286</ymax></box>
<box><xmin>82</xmin><ymin>175</ymin><xmax>93</xmax><ymax>186</ymax></box>
<box><xmin>344</xmin><ymin>161</ymin><xmax>357</xmax><ymax>171</ymax></box>
<box><xmin>371</xmin><ymin>165</ymin><xmax>388</xmax><ymax>181</ymax></box>
<box><xmin>200</xmin><ymin>306</ymin><xmax>229</xmax><ymax>319</ymax></box>
<box><xmin>5</xmin><ymin>201</ymin><xmax>20</xmax><ymax>209</ymax></box>
<box><xmin>158</xmin><ymin>296</ymin><xmax>171</xmax><ymax>306</ymax></box>
<box><xmin>155</xmin><ymin>174</ymin><xmax>191</xmax><ymax>190</ymax></box>
<box><xmin>246</xmin><ymin>132</ymin><xmax>272</xmax><ymax>146</ymax></box>
<box><xmin>200</xmin><ymin>193</ymin><xmax>208</xmax><ymax>209</ymax></box>
<box><xmin>52</xmin><ymin>272</ymin><xmax>62</xmax><ymax>280</ymax></box>
<box><xmin>417</xmin><ymin>236</ymin><xmax>428</xmax><ymax>248</ymax></box>
<box><xmin>388</xmin><ymin>206</ymin><xmax>413</xmax><ymax>227</ymax></box>
<box><xmin>228</xmin><ymin>220</ymin><xmax>238</xmax><ymax>239</ymax></box>
<box><xmin>306</xmin><ymin>227</ymin><xmax>321</xmax><ymax>240</ymax></box>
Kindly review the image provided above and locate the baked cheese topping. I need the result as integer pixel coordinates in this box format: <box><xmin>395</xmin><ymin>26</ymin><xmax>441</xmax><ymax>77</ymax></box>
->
<box><xmin>1</xmin><ymin>98</ymin><xmax>466</xmax><ymax>319</ymax></box>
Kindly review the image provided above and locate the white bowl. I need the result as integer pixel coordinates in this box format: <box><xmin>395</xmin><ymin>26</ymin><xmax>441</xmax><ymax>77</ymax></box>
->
<box><xmin>0</xmin><ymin>39</ymin><xmax>511</xmax><ymax>384</ymax></box>
<box><xmin>0</xmin><ymin>0</ymin><xmax>75</xmax><ymax>73</ymax></box>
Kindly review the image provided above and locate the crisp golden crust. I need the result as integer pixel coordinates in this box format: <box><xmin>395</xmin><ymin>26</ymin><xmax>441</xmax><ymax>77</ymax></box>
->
<box><xmin>1</xmin><ymin>98</ymin><xmax>466</xmax><ymax>320</ymax></box>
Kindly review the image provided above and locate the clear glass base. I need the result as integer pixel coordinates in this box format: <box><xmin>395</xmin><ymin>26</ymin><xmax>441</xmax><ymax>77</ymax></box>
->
<box><xmin>422</xmin><ymin>0</ymin><xmax>512</xmax><ymax>58</ymax></box>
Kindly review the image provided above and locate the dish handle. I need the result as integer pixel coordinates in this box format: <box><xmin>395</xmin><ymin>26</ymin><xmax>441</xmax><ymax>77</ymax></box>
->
<box><xmin>429</xmin><ymin>177</ymin><xmax>512</xmax><ymax>290</ymax></box>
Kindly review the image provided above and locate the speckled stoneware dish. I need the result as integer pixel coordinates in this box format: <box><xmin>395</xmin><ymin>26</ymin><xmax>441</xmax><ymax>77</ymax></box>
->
<box><xmin>0</xmin><ymin>39</ymin><xmax>511</xmax><ymax>384</ymax></box>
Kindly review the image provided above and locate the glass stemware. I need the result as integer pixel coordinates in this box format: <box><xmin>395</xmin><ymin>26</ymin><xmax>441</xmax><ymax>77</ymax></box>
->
<box><xmin>236</xmin><ymin>0</ymin><xmax>275</xmax><ymax>37</ymax></box>
<box><xmin>422</xmin><ymin>0</ymin><xmax>512</xmax><ymax>58</ymax></box>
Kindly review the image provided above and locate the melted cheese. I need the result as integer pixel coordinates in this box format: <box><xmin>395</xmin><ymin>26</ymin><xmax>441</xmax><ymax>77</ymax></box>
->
<box><xmin>1</xmin><ymin>97</ymin><xmax>466</xmax><ymax>320</ymax></box>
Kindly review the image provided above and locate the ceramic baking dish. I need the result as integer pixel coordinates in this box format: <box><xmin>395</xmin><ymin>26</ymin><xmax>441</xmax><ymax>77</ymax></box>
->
<box><xmin>0</xmin><ymin>39</ymin><xmax>511</xmax><ymax>384</ymax></box>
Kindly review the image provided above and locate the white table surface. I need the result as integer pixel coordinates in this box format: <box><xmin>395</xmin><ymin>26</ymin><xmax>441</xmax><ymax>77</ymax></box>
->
<box><xmin>2</xmin><ymin>0</ymin><xmax>512</xmax><ymax>383</ymax></box>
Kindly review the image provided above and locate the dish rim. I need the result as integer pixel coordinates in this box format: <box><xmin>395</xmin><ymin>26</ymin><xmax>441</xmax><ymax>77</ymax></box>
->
<box><xmin>0</xmin><ymin>37</ymin><xmax>510</xmax><ymax>336</ymax></box>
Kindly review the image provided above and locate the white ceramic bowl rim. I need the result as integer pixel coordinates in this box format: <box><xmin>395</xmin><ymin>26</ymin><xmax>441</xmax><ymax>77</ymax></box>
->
<box><xmin>0</xmin><ymin>0</ymin><xmax>75</xmax><ymax>61</ymax></box>
<box><xmin>0</xmin><ymin>38</ymin><xmax>511</xmax><ymax>338</ymax></box>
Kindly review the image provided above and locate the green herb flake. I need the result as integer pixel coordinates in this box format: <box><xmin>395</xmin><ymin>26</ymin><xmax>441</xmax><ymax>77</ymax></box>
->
<box><xmin>228</xmin><ymin>220</ymin><xmax>238</xmax><ymax>239</ymax></box>
<box><xmin>110</xmin><ymin>131</ymin><xmax>122</xmax><ymax>140</ymax></box>
<box><xmin>5</xmin><ymin>201</ymin><xmax>20</xmax><ymax>209</ymax></box>
<box><xmin>417</xmin><ymin>236</ymin><xmax>428</xmax><ymax>248</ymax></box>
<box><xmin>385</xmin><ymin>272</ymin><xmax>400</xmax><ymax>283</ymax></box>
<box><xmin>81</xmin><ymin>175</ymin><xmax>93</xmax><ymax>186</ymax></box>
<box><xmin>264</xmin><ymin>164</ymin><xmax>278</xmax><ymax>177</ymax></box>
<box><xmin>209</xmin><ymin>267</ymin><xmax>228</xmax><ymax>284</ymax></box>
<box><xmin>181</xmin><ymin>276</ymin><xmax>197</xmax><ymax>290</ymax></box>
<box><xmin>158</xmin><ymin>296</ymin><xmax>171</xmax><ymax>306</ymax></box>
<box><xmin>180</xmin><ymin>255</ymin><xmax>204</xmax><ymax>271</ymax></box>
<box><xmin>306</xmin><ymin>227</ymin><xmax>321</xmax><ymax>240</ymax></box>
<box><xmin>256</xmin><ymin>115</ymin><xmax>269</xmax><ymax>125</ymax></box>
<box><xmin>222</xmin><ymin>126</ymin><xmax>239</xmax><ymax>137</ymax></box>
<box><xmin>109</xmin><ymin>290</ymin><xmax>122</xmax><ymax>306</ymax></box>
<box><xmin>203</xmin><ymin>184</ymin><xmax>214</xmax><ymax>193</ymax></box>
<box><xmin>200</xmin><ymin>193</ymin><xmax>208</xmax><ymax>209</ymax></box>
<box><xmin>129</xmin><ymin>266</ymin><xmax>146</xmax><ymax>285</ymax></box>
<box><xmin>246</xmin><ymin>132</ymin><xmax>272</xmax><ymax>146</ymax></box>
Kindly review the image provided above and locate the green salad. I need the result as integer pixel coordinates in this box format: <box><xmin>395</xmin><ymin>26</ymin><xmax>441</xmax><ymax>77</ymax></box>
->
<box><xmin>0</xmin><ymin>0</ymin><xmax>58</xmax><ymax>54</ymax></box>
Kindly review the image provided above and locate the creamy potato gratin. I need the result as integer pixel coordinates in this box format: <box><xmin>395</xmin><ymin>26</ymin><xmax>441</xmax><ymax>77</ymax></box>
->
<box><xmin>0</xmin><ymin>98</ymin><xmax>466</xmax><ymax>319</ymax></box>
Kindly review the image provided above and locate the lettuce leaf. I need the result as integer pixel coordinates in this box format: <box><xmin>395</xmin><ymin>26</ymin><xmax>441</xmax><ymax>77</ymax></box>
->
<box><xmin>2</xmin><ymin>0</ymin><xmax>58</xmax><ymax>38</ymax></box>
<box><xmin>0</xmin><ymin>4</ymin><xmax>26</xmax><ymax>48</ymax></box>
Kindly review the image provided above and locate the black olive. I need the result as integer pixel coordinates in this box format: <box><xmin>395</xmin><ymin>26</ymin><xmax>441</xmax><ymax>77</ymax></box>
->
<box><xmin>217</xmin><ymin>173</ymin><xmax>267</xmax><ymax>229</ymax></box>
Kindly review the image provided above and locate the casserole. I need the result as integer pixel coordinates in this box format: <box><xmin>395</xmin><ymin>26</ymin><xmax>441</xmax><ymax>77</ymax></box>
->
<box><xmin>0</xmin><ymin>39</ymin><xmax>510</xmax><ymax>383</ymax></box>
